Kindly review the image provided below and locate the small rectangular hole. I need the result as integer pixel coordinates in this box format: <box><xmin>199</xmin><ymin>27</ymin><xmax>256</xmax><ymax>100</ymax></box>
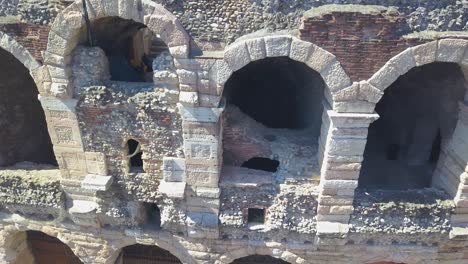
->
<box><xmin>247</xmin><ymin>208</ymin><xmax>265</xmax><ymax>224</ymax></box>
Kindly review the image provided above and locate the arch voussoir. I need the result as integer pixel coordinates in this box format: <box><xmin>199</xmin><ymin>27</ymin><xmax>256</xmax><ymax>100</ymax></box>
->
<box><xmin>220</xmin><ymin>35</ymin><xmax>351</xmax><ymax>108</ymax></box>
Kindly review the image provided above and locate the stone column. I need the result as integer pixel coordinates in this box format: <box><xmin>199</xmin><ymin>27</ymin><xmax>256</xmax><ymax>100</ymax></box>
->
<box><xmin>433</xmin><ymin>102</ymin><xmax>468</xmax><ymax>227</ymax></box>
<box><xmin>316</xmin><ymin>107</ymin><xmax>378</xmax><ymax>234</ymax></box>
<box><xmin>179</xmin><ymin>105</ymin><xmax>223</xmax><ymax>239</ymax></box>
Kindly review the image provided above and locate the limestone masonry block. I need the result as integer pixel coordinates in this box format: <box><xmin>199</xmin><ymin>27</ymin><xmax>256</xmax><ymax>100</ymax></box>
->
<box><xmin>368</xmin><ymin>61</ymin><xmax>401</xmax><ymax>91</ymax></box>
<box><xmin>159</xmin><ymin>181</ymin><xmax>186</xmax><ymax>199</ymax></box>
<box><xmin>305</xmin><ymin>47</ymin><xmax>336</xmax><ymax>73</ymax></box>
<box><xmin>177</xmin><ymin>69</ymin><xmax>198</xmax><ymax>85</ymax></box>
<box><xmin>358</xmin><ymin>81</ymin><xmax>383</xmax><ymax>103</ymax></box>
<box><xmin>437</xmin><ymin>39</ymin><xmax>468</xmax><ymax>63</ymax></box>
<box><xmin>412</xmin><ymin>41</ymin><xmax>438</xmax><ymax>66</ymax></box>
<box><xmin>163</xmin><ymin>157</ymin><xmax>186</xmax><ymax>182</ymax></box>
<box><xmin>179</xmin><ymin>91</ymin><xmax>199</xmax><ymax>106</ymax></box>
<box><xmin>224</xmin><ymin>42</ymin><xmax>251</xmax><ymax>72</ymax></box>
<box><xmin>81</xmin><ymin>175</ymin><xmax>113</xmax><ymax>192</ymax></box>
<box><xmin>289</xmin><ymin>39</ymin><xmax>314</xmax><ymax>63</ymax></box>
<box><xmin>264</xmin><ymin>35</ymin><xmax>292</xmax><ymax>57</ymax></box>
<box><xmin>178</xmin><ymin>105</ymin><xmax>223</xmax><ymax>123</ymax></box>
<box><xmin>388</xmin><ymin>48</ymin><xmax>416</xmax><ymax>76</ymax></box>
<box><xmin>245</xmin><ymin>38</ymin><xmax>266</xmax><ymax>61</ymax></box>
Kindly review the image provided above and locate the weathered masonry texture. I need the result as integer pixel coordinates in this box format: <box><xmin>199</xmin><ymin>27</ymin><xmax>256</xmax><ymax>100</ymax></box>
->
<box><xmin>0</xmin><ymin>0</ymin><xmax>467</xmax><ymax>264</ymax></box>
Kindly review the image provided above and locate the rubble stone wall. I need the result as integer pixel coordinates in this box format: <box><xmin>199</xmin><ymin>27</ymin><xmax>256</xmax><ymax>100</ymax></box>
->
<box><xmin>0</xmin><ymin>1</ymin><xmax>468</xmax><ymax>264</ymax></box>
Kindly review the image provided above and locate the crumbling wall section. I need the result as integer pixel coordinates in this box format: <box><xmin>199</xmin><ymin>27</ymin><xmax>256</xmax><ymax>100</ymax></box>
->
<box><xmin>0</xmin><ymin>168</ymin><xmax>64</xmax><ymax>221</ymax></box>
<box><xmin>77</xmin><ymin>84</ymin><xmax>183</xmax><ymax>202</ymax></box>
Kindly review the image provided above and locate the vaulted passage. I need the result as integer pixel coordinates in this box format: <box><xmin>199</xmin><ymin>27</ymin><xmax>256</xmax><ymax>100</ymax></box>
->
<box><xmin>222</xmin><ymin>57</ymin><xmax>325</xmax><ymax>180</ymax></box>
<box><xmin>88</xmin><ymin>17</ymin><xmax>168</xmax><ymax>82</ymax></box>
<box><xmin>116</xmin><ymin>244</ymin><xmax>182</xmax><ymax>264</ymax></box>
<box><xmin>27</xmin><ymin>231</ymin><xmax>83</xmax><ymax>264</ymax></box>
<box><xmin>0</xmin><ymin>48</ymin><xmax>56</xmax><ymax>167</ymax></box>
<box><xmin>231</xmin><ymin>255</ymin><xmax>291</xmax><ymax>264</ymax></box>
<box><xmin>359</xmin><ymin>63</ymin><xmax>466</xmax><ymax>190</ymax></box>
<box><xmin>224</xmin><ymin>57</ymin><xmax>324</xmax><ymax>129</ymax></box>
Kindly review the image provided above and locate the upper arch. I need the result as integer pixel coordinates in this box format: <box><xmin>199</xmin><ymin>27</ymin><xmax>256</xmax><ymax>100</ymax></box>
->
<box><xmin>367</xmin><ymin>39</ymin><xmax>468</xmax><ymax>105</ymax></box>
<box><xmin>216</xmin><ymin>248</ymin><xmax>306</xmax><ymax>264</ymax></box>
<box><xmin>44</xmin><ymin>0</ymin><xmax>190</xmax><ymax>98</ymax></box>
<box><xmin>106</xmin><ymin>239</ymin><xmax>196</xmax><ymax>264</ymax></box>
<box><xmin>0</xmin><ymin>31</ymin><xmax>40</xmax><ymax>72</ymax></box>
<box><xmin>218</xmin><ymin>35</ymin><xmax>352</xmax><ymax>106</ymax></box>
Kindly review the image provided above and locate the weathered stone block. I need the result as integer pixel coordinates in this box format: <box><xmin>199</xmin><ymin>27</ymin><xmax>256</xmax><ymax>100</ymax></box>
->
<box><xmin>179</xmin><ymin>91</ymin><xmax>199</xmax><ymax>106</ymax></box>
<box><xmin>306</xmin><ymin>47</ymin><xmax>336</xmax><ymax>73</ymax></box>
<box><xmin>437</xmin><ymin>39</ymin><xmax>468</xmax><ymax>63</ymax></box>
<box><xmin>264</xmin><ymin>36</ymin><xmax>292</xmax><ymax>57</ymax></box>
<box><xmin>245</xmin><ymin>38</ymin><xmax>266</xmax><ymax>61</ymax></box>
<box><xmin>289</xmin><ymin>39</ymin><xmax>314</xmax><ymax>63</ymax></box>
<box><xmin>368</xmin><ymin>62</ymin><xmax>400</xmax><ymax>91</ymax></box>
<box><xmin>178</xmin><ymin>105</ymin><xmax>223</xmax><ymax>123</ymax></box>
<box><xmin>81</xmin><ymin>175</ymin><xmax>113</xmax><ymax>191</ymax></box>
<box><xmin>177</xmin><ymin>69</ymin><xmax>198</xmax><ymax>85</ymax></box>
<box><xmin>321</xmin><ymin>61</ymin><xmax>352</xmax><ymax>93</ymax></box>
<box><xmin>158</xmin><ymin>181</ymin><xmax>186</xmax><ymax>199</ymax></box>
<box><xmin>412</xmin><ymin>41</ymin><xmax>437</xmax><ymax>66</ymax></box>
<box><xmin>328</xmin><ymin>138</ymin><xmax>367</xmax><ymax>156</ymax></box>
<box><xmin>224</xmin><ymin>42</ymin><xmax>250</xmax><ymax>72</ymax></box>
<box><xmin>388</xmin><ymin>48</ymin><xmax>416</xmax><ymax>76</ymax></box>
<box><xmin>199</xmin><ymin>94</ymin><xmax>221</xmax><ymax>108</ymax></box>
<box><xmin>163</xmin><ymin>157</ymin><xmax>186</xmax><ymax>182</ymax></box>
<box><xmin>322</xmin><ymin>180</ymin><xmax>358</xmax><ymax>190</ymax></box>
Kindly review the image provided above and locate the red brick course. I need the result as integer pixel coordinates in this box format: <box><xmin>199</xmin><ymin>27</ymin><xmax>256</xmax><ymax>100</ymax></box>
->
<box><xmin>0</xmin><ymin>23</ymin><xmax>50</xmax><ymax>62</ymax></box>
<box><xmin>299</xmin><ymin>12</ymin><xmax>425</xmax><ymax>81</ymax></box>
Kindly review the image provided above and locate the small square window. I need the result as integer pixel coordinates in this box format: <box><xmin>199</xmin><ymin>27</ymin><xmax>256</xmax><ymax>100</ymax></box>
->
<box><xmin>247</xmin><ymin>208</ymin><xmax>265</xmax><ymax>224</ymax></box>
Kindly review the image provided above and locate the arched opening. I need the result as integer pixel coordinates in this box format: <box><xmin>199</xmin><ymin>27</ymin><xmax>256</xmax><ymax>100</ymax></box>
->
<box><xmin>231</xmin><ymin>255</ymin><xmax>291</xmax><ymax>264</ymax></box>
<box><xmin>359</xmin><ymin>62</ymin><xmax>466</xmax><ymax>190</ymax></box>
<box><xmin>81</xmin><ymin>17</ymin><xmax>169</xmax><ymax>82</ymax></box>
<box><xmin>126</xmin><ymin>139</ymin><xmax>143</xmax><ymax>173</ymax></box>
<box><xmin>12</xmin><ymin>231</ymin><xmax>83</xmax><ymax>264</ymax></box>
<box><xmin>0</xmin><ymin>48</ymin><xmax>57</xmax><ymax>167</ymax></box>
<box><xmin>241</xmin><ymin>157</ymin><xmax>279</xmax><ymax>172</ymax></box>
<box><xmin>222</xmin><ymin>57</ymin><xmax>325</xmax><ymax>181</ymax></box>
<box><xmin>140</xmin><ymin>202</ymin><xmax>161</xmax><ymax>230</ymax></box>
<box><xmin>116</xmin><ymin>244</ymin><xmax>182</xmax><ymax>264</ymax></box>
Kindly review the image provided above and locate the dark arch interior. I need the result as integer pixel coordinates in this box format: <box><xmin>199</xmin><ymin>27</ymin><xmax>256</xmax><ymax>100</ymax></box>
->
<box><xmin>0</xmin><ymin>48</ymin><xmax>57</xmax><ymax>167</ymax></box>
<box><xmin>127</xmin><ymin>139</ymin><xmax>143</xmax><ymax>172</ymax></box>
<box><xmin>359</xmin><ymin>62</ymin><xmax>466</xmax><ymax>190</ymax></box>
<box><xmin>88</xmin><ymin>17</ymin><xmax>168</xmax><ymax>82</ymax></box>
<box><xmin>224</xmin><ymin>57</ymin><xmax>325</xmax><ymax>130</ymax></box>
<box><xmin>231</xmin><ymin>255</ymin><xmax>291</xmax><ymax>264</ymax></box>
<box><xmin>117</xmin><ymin>244</ymin><xmax>182</xmax><ymax>264</ymax></box>
<box><xmin>241</xmin><ymin>157</ymin><xmax>279</xmax><ymax>172</ymax></box>
<box><xmin>26</xmin><ymin>231</ymin><xmax>83</xmax><ymax>264</ymax></box>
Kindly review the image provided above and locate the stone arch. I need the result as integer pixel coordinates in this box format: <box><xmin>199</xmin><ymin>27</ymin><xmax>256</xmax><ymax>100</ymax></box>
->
<box><xmin>106</xmin><ymin>238</ymin><xmax>196</xmax><ymax>264</ymax></box>
<box><xmin>367</xmin><ymin>39</ymin><xmax>468</xmax><ymax>105</ymax></box>
<box><xmin>44</xmin><ymin>0</ymin><xmax>189</xmax><ymax>98</ymax></box>
<box><xmin>0</xmin><ymin>226</ymin><xmax>85</xmax><ymax>264</ymax></box>
<box><xmin>219</xmin><ymin>35</ymin><xmax>352</xmax><ymax>106</ymax></box>
<box><xmin>216</xmin><ymin>248</ymin><xmax>306</xmax><ymax>264</ymax></box>
<box><xmin>358</xmin><ymin>38</ymin><xmax>468</xmax><ymax>222</ymax></box>
<box><xmin>0</xmin><ymin>31</ymin><xmax>40</xmax><ymax>72</ymax></box>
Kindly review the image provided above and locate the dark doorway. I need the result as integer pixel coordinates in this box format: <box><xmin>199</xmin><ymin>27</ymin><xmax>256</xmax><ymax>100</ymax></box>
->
<box><xmin>90</xmin><ymin>17</ymin><xmax>168</xmax><ymax>82</ymax></box>
<box><xmin>359</xmin><ymin>63</ymin><xmax>466</xmax><ymax>190</ymax></box>
<box><xmin>224</xmin><ymin>57</ymin><xmax>324</xmax><ymax>130</ymax></box>
<box><xmin>27</xmin><ymin>231</ymin><xmax>83</xmax><ymax>264</ymax></box>
<box><xmin>231</xmin><ymin>255</ymin><xmax>290</xmax><ymax>264</ymax></box>
<box><xmin>127</xmin><ymin>139</ymin><xmax>143</xmax><ymax>172</ymax></box>
<box><xmin>118</xmin><ymin>244</ymin><xmax>182</xmax><ymax>264</ymax></box>
<box><xmin>241</xmin><ymin>157</ymin><xmax>279</xmax><ymax>172</ymax></box>
<box><xmin>0</xmin><ymin>48</ymin><xmax>57</xmax><ymax>167</ymax></box>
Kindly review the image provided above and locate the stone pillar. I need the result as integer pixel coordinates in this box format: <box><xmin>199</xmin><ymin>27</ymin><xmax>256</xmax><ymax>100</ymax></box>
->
<box><xmin>179</xmin><ymin>104</ymin><xmax>223</xmax><ymax>239</ymax></box>
<box><xmin>433</xmin><ymin>102</ymin><xmax>468</xmax><ymax>227</ymax></box>
<box><xmin>40</xmin><ymin>96</ymin><xmax>112</xmax><ymax>228</ymax></box>
<box><xmin>316</xmin><ymin>107</ymin><xmax>378</xmax><ymax>234</ymax></box>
